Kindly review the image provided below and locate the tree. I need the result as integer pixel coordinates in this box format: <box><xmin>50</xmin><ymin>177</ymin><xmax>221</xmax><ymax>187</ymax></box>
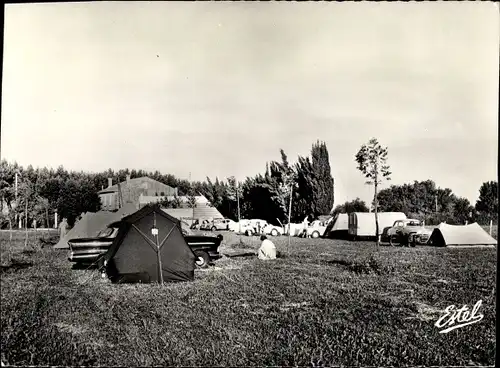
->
<box><xmin>271</xmin><ymin>149</ymin><xmax>296</xmax><ymax>224</ymax></box>
<box><xmin>475</xmin><ymin>181</ymin><xmax>498</xmax><ymax>224</ymax></box>
<box><xmin>159</xmin><ymin>195</ymin><xmax>182</xmax><ymax>209</ymax></box>
<box><xmin>187</xmin><ymin>191</ymin><xmax>197</xmax><ymax>221</ymax></box>
<box><xmin>355</xmin><ymin>138</ymin><xmax>391</xmax><ymax>248</ymax></box>
<box><xmin>333</xmin><ymin>198</ymin><xmax>369</xmax><ymax>214</ymax></box>
<box><xmin>293</xmin><ymin>155</ymin><xmax>316</xmax><ymax>221</ymax></box>
<box><xmin>226</xmin><ymin>176</ymin><xmax>241</xmax><ymax>223</ymax></box>
<box><xmin>311</xmin><ymin>140</ymin><xmax>334</xmax><ymax>215</ymax></box>
<box><xmin>376</xmin><ymin>180</ymin><xmax>482</xmax><ymax>225</ymax></box>
<box><xmin>452</xmin><ymin>197</ymin><xmax>475</xmax><ymax>225</ymax></box>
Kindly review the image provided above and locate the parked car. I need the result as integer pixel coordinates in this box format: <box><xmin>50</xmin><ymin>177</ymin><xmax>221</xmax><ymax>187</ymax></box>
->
<box><xmin>386</xmin><ymin>219</ymin><xmax>432</xmax><ymax>246</ymax></box>
<box><xmin>305</xmin><ymin>220</ymin><xmax>328</xmax><ymax>238</ymax></box>
<box><xmin>235</xmin><ymin>220</ymin><xmax>254</xmax><ymax>236</ymax></box>
<box><xmin>262</xmin><ymin>224</ymin><xmax>284</xmax><ymax>236</ymax></box>
<box><xmin>199</xmin><ymin>219</ymin><xmax>215</xmax><ymax>231</ymax></box>
<box><xmin>184</xmin><ymin>234</ymin><xmax>224</xmax><ymax>268</ymax></box>
<box><xmin>190</xmin><ymin>219</ymin><xmax>209</xmax><ymax>230</ymax></box>
<box><xmin>207</xmin><ymin>218</ymin><xmax>235</xmax><ymax>231</ymax></box>
<box><xmin>250</xmin><ymin>219</ymin><xmax>268</xmax><ymax>234</ymax></box>
<box><xmin>68</xmin><ymin>223</ymin><xmax>223</xmax><ymax>269</ymax></box>
<box><xmin>67</xmin><ymin>227</ymin><xmax>118</xmax><ymax>264</ymax></box>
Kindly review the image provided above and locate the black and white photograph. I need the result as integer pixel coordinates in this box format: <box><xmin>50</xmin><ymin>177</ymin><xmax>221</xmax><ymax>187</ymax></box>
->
<box><xmin>0</xmin><ymin>1</ymin><xmax>498</xmax><ymax>367</ymax></box>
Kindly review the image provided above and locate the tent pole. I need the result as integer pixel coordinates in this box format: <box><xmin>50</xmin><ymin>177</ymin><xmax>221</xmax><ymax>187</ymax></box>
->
<box><xmin>156</xmin><ymin>233</ymin><xmax>163</xmax><ymax>285</ymax></box>
<box><xmin>153</xmin><ymin>212</ymin><xmax>164</xmax><ymax>285</ymax></box>
<box><xmin>287</xmin><ymin>183</ymin><xmax>293</xmax><ymax>252</ymax></box>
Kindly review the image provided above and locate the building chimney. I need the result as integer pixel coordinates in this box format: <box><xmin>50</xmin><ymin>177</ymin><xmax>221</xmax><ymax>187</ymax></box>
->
<box><xmin>108</xmin><ymin>178</ymin><xmax>113</xmax><ymax>188</ymax></box>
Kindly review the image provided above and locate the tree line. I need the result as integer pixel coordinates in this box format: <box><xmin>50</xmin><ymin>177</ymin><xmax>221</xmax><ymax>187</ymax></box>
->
<box><xmin>0</xmin><ymin>141</ymin><xmax>334</xmax><ymax>228</ymax></box>
<box><xmin>1</xmin><ymin>138</ymin><xmax>496</xmax><ymax>229</ymax></box>
<box><xmin>333</xmin><ymin>180</ymin><xmax>498</xmax><ymax>226</ymax></box>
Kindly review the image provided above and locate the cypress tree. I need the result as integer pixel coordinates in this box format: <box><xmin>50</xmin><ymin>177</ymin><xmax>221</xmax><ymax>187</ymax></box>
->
<box><xmin>311</xmin><ymin>140</ymin><xmax>334</xmax><ymax>215</ymax></box>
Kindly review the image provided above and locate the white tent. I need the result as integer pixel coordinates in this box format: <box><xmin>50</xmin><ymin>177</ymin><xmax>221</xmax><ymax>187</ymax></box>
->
<box><xmin>323</xmin><ymin>213</ymin><xmax>349</xmax><ymax>238</ymax></box>
<box><xmin>429</xmin><ymin>222</ymin><xmax>497</xmax><ymax>247</ymax></box>
<box><xmin>331</xmin><ymin>213</ymin><xmax>349</xmax><ymax>232</ymax></box>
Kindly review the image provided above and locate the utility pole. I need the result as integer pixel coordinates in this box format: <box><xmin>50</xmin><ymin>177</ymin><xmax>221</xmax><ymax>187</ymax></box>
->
<box><xmin>435</xmin><ymin>195</ymin><xmax>438</xmax><ymax>213</ymax></box>
<box><xmin>15</xmin><ymin>172</ymin><xmax>19</xmax><ymax>228</ymax></box>
<box><xmin>287</xmin><ymin>183</ymin><xmax>293</xmax><ymax>250</ymax></box>
<box><xmin>237</xmin><ymin>182</ymin><xmax>241</xmax><ymax>233</ymax></box>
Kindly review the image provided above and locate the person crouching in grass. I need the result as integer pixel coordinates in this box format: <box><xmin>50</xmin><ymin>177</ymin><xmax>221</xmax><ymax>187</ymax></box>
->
<box><xmin>258</xmin><ymin>235</ymin><xmax>281</xmax><ymax>260</ymax></box>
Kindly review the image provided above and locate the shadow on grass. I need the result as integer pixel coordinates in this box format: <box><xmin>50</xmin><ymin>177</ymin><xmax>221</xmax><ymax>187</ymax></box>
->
<box><xmin>223</xmin><ymin>252</ymin><xmax>256</xmax><ymax>259</ymax></box>
<box><xmin>22</xmin><ymin>249</ymin><xmax>37</xmax><ymax>256</ymax></box>
<box><xmin>1</xmin><ymin>258</ymin><xmax>34</xmax><ymax>273</ymax></box>
<box><xmin>319</xmin><ymin>257</ymin><xmax>393</xmax><ymax>275</ymax></box>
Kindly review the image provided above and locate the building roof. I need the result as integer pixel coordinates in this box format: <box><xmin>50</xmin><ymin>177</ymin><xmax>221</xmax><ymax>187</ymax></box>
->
<box><xmin>161</xmin><ymin>207</ymin><xmax>224</xmax><ymax>221</ymax></box>
<box><xmin>139</xmin><ymin>194</ymin><xmax>209</xmax><ymax>206</ymax></box>
<box><xmin>98</xmin><ymin>176</ymin><xmax>176</xmax><ymax>195</ymax></box>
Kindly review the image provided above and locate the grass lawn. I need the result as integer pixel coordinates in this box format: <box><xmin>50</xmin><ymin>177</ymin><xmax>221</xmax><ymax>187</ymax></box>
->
<box><xmin>1</xmin><ymin>229</ymin><xmax>497</xmax><ymax>366</ymax></box>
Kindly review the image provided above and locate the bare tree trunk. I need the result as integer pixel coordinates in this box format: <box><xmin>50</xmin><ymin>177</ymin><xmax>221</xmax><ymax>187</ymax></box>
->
<box><xmin>8</xmin><ymin>217</ymin><xmax>12</xmax><ymax>263</ymax></box>
<box><xmin>24</xmin><ymin>198</ymin><xmax>28</xmax><ymax>248</ymax></box>
<box><xmin>374</xmin><ymin>181</ymin><xmax>380</xmax><ymax>250</ymax></box>
<box><xmin>287</xmin><ymin>184</ymin><xmax>293</xmax><ymax>252</ymax></box>
<box><xmin>45</xmin><ymin>206</ymin><xmax>51</xmax><ymax>238</ymax></box>
<box><xmin>237</xmin><ymin>186</ymin><xmax>242</xmax><ymax>244</ymax></box>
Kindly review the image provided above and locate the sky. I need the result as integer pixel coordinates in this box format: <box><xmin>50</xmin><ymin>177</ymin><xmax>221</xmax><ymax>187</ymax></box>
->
<box><xmin>1</xmin><ymin>2</ymin><xmax>498</xmax><ymax>207</ymax></box>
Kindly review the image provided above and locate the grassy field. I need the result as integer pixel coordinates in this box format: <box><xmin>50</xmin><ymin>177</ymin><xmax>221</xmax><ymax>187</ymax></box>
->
<box><xmin>1</xmin><ymin>229</ymin><xmax>497</xmax><ymax>366</ymax></box>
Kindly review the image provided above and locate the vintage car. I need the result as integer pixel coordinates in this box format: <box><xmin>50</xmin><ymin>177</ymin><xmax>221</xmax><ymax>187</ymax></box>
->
<box><xmin>241</xmin><ymin>219</ymin><xmax>269</xmax><ymax>236</ymax></box>
<box><xmin>205</xmin><ymin>218</ymin><xmax>235</xmax><ymax>231</ymax></box>
<box><xmin>199</xmin><ymin>219</ymin><xmax>215</xmax><ymax>231</ymax></box>
<box><xmin>386</xmin><ymin>219</ymin><xmax>432</xmax><ymax>246</ymax></box>
<box><xmin>234</xmin><ymin>220</ymin><xmax>253</xmax><ymax>236</ymax></box>
<box><xmin>304</xmin><ymin>220</ymin><xmax>328</xmax><ymax>238</ymax></box>
<box><xmin>184</xmin><ymin>233</ymin><xmax>224</xmax><ymax>268</ymax></box>
<box><xmin>68</xmin><ymin>222</ymin><xmax>223</xmax><ymax>269</ymax></box>
<box><xmin>190</xmin><ymin>219</ymin><xmax>209</xmax><ymax>230</ymax></box>
<box><xmin>262</xmin><ymin>224</ymin><xmax>284</xmax><ymax>236</ymax></box>
<box><xmin>67</xmin><ymin>227</ymin><xmax>118</xmax><ymax>264</ymax></box>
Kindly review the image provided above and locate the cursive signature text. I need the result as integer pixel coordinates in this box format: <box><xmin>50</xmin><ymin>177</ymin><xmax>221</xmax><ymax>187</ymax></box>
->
<box><xmin>434</xmin><ymin>300</ymin><xmax>484</xmax><ymax>334</ymax></box>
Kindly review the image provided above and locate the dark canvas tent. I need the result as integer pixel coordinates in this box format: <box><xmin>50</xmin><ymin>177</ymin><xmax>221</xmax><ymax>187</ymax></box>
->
<box><xmin>53</xmin><ymin>203</ymin><xmax>137</xmax><ymax>249</ymax></box>
<box><xmin>103</xmin><ymin>204</ymin><xmax>196</xmax><ymax>284</ymax></box>
<box><xmin>429</xmin><ymin>222</ymin><xmax>497</xmax><ymax>247</ymax></box>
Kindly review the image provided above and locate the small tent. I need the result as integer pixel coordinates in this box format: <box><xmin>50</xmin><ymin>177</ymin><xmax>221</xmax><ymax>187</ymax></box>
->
<box><xmin>103</xmin><ymin>204</ymin><xmax>196</xmax><ymax>284</ymax></box>
<box><xmin>429</xmin><ymin>222</ymin><xmax>497</xmax><ymax>247</ymax></box>
<box><xmin>53</xmin><ymin>204</ymin><xmax>137</xmax><ymax>250</ymax></box>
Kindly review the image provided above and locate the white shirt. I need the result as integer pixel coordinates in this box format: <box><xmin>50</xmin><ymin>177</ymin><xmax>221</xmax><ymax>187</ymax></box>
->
<box><xmin>258</xmin><ymin>239</ymin><xmax>277</xmax><ymax>260</ymax></box>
